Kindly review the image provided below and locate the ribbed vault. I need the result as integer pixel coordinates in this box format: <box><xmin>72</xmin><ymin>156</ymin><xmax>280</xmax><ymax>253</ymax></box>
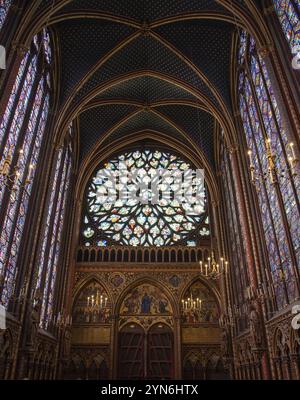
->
<box><xmin>18</xmin><ymin>0</ymin><xmax>273</xmax><ymax>177</ymax></box>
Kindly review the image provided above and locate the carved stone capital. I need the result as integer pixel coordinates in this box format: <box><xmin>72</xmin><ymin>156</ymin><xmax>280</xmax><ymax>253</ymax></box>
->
<box><xmin>228</xmin><ymin>144</ymin><xmax>238</xmax><ymax>154</ymax></box>
<box><xmin>263</xmin><ymin>5</ymin><xmax>275</xmax><ymax>16</ymax></box>
<box><xmin>12</xmin><ymin>42</ymin><xmax>29</xmax><ymax>56</ymax></box>
<box><xmin>257</xmin><ymin>45</ymin><xmax>274</xmax><ymax>59</ymax></box>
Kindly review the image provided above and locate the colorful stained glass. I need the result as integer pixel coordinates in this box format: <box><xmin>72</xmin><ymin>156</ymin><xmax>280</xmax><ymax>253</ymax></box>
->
<box><xmin>0</xmin><ymin>55</ymin><xmax>37</xmax><ymax>207</ymax></box>
<box><xmin>82</xmin><ymin>150</ymin><xmax>208</xmax><ymax>247</ymax></box>
<box><xmin>273</xmin><ymin>0</ymin><xmax>300</xmax><ymax>49</ymax></box>
<box><xmin>36</xmin><ymin>149</ymin><xmax>63</xmax><ymax>291</ymax></box>
<box><xmin>38</xmin><ymin>145</ymin><xmax>72</xmax><ymax>330</ymax></box>
<box><xmin>238</xmin><ymin>31</ymin><xmax>300</xmax><ymax>308</ymax></box>
<box><xmin>0</xmin><ymin>31</ymin><xmax>52</xmax><ymax>307</ymax></box>
<box><xmin>0</xmin><ymin>0</ymin><xmax>11</xmax><ymax>30</ymax></box>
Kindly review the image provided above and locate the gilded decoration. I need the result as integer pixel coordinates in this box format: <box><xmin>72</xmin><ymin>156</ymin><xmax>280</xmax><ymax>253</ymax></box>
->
<box><xmin>73</xmin><ymin>281</ymin><xmax>112</xmax><ymax>325</ymax></box>
<box><xmin>181</xmin><ymin>280</ymin><xmax>220</xmax><ymax>324</ymax></box>
<box><xmin>120</xmin><ymin>283</ymin><xmax>172</xmax><ymax>316</ymax></box>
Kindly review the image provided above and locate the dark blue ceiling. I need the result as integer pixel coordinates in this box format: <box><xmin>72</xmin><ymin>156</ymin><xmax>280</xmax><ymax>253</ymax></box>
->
<box><xmin>56</xmin><ymin>19</ymin><xmax>136</xmax><ymax>100</ymax></box>
<box><xmin>79</xmin><ymin>104</ymin><xmax>138</xmax><ymax>157</ymax></box>
<box><xmin>57</xmin><ymin>0</ymin><xmax>228</xmax><ymax>20</ymax></box>
<box><xmin>34</xmin><ymin>0</ymin><xmax>254</xmax><ymax>170</ymax></box>
<box><xmin>97</xmin><ymin>76</ymin><xmax>197</xmax><ymax>103</ymax></box>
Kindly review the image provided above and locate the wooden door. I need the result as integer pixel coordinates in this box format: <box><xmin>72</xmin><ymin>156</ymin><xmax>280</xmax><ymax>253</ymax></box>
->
<box><xmin>118</xmin><ymin>324</ymin><xmax>144</xmax><ymax>379</ymax></box>
<box><xmin>147</xmin><ymin>324</ymin><xmax>174</xmax><ymax>379</ymax></box>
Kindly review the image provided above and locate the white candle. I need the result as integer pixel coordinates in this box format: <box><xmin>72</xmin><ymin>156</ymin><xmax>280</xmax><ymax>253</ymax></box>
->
<box><xmin>289</xmin><ymin>142</ymin><xmax>296</xmax><ymax>160</ymax></box>
<box><xmin>288</xmin><ymin>156</ymin><xmax>295</xmax><ymax>175</ymax></box>
<box><xmin>27</xmin><ymin>164</ymin><xmax>34</xmax><ymax>182</ymax></box>
<box><xmin>248</xmin><ymin>149</ymin><xmax>252</xmax><ymax>163</ymax></box>
<box><xmin>248</xmin><ymin>150</ymin><xmax>255</xmax><ymax>180</ymax></box>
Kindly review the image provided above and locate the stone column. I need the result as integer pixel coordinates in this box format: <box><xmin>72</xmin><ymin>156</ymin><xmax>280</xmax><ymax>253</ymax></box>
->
<box><xmin>274</xmin><ymin>357</ymin><xmax>282</xmax><ymax>380</ymax></box>
<box><xmin>282</xmin><ymin>356</ymin><xmax>292</xmax><ymax>380</ymax></box>
<box><xmin>174</xmin><ymin>316</ymin><xmax>182</xmax><ymax>379</ymax></box>
<box><xmin>290</xmin><ymin>353</ymin><xmax>300</xmax><ymax>380</ymax></box>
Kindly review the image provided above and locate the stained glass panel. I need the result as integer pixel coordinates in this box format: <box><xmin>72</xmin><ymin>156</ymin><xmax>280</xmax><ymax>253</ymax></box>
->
<box><xmin>0</xmin><ymin>55</ymin><xmax>37</xmax><ymax>207</ymax></box>
<box><xmin>0</xmin><ymin>31</ymin><xmax>52</xmax><ymax>307</ymax></box>
<box><xmin>0</xmin><ymin>0</ymin><xmax>11</xmax><ymax>31</ymax></box>
<box><xmin>238</xmin><ymin>30</ymin><xmax>300</xmax><ymax>308</ymax></box>
<box><xmin>82</xmin><ymin>150</ymin><xmax>208</xmax><ymax>247</ymax></box>
<box><xmin>273</xmin><ymin>0</ymin><xmax>300</xmax><ymax>49</ymax></box>
<box><xmin>39</xmin><ymin>146</ymin><xmax>72</xmax><ymax>329</ymax></box>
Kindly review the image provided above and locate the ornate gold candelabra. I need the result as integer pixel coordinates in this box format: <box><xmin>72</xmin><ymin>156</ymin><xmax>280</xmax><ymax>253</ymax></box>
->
<box><xmin>248</xmin><ymin>138</ymin><xmax>298</xmax><ymax>188</ymax></box>
<box><xmin>199</xmin><ymin>251</ymin><xmax>228</xmax><ymax>279</ymax></box>
<box><xmin>0</xmin><ymin>146</ymin><xmax>35</xmax><ymax>192</ymax></box>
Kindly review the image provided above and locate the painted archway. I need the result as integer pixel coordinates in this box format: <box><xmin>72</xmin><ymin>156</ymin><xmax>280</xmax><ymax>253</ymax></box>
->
<box><xmin>116</xmin><ymin>281</ymin><xmax>176</xmax><ymax>380</ymax></box>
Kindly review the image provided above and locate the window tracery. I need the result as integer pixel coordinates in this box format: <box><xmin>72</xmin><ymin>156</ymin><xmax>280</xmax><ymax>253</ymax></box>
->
<box><xmin>273</xmin><ymin>0</ymin><xmax>300</xmax><ymax>50</ymax></box>
<box><xmin>81</xmin><ymin>149</ymin><xmax>209</xmax><ymax>247</ymax></box>
<box><xmin>238</xmin><ymin>31</ymin><xmax>300</xmax><ymax>309</ymax></box>
<box><xmin>37</xmin><ymin>134</ymin><xmax>73</xmax><ymax>330</ymax></box>
<box><xmin>0</xmin><ymin>29</ymin><xmax>52</xmax><ymax>307</ymax></box>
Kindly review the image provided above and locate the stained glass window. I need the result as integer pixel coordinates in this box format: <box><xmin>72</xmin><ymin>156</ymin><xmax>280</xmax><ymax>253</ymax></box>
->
<box><xmin>36</xmin><ymin>134</ymin><xmax>73</xmax><ymax>330</ymax></box>
<box><xmin>238</xmin><ymin>31</ymin><xmax>300</xmax><ymax>310</ymax></box>
<box><xmin>0</xmin><ymin>0</ymin><xmax>11</xmax><ymax>31</ymax></box>
<box><xmin>82</xmin><ymin>149</ymin><xmax>209</xmax><ymax>247</ymax></box>
<box><xmin>273</xmin><ymin>0</ymin><xmax>300</xmax><ymax>49</ymax></box>
<box><xmin>0</xmin><ymin>29</ymin><xmax>52</xmax><ymax>308</ymax></box>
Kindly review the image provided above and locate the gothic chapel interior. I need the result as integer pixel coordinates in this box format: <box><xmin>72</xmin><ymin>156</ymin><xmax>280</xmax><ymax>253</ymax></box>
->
<box><xmin>0</xmin><ymin>0</ymin><xmax>299</xmax><ymax>381</ymax></box>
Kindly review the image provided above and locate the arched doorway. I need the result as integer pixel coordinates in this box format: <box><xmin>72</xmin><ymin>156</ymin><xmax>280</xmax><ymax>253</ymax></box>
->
<box><xmin>148</xmin><ymin>324</ymin><xmax>174</xmax><ymax>379</ymax></box>
<box><xmin>118</xmin><ymin>324</ymin><xmax>144</xmax><ymax>380</ymax></box>
<box><xmin>117</xmin><ymin>323</ymin><xmax>174</xmax><ymax>380</ymax></box>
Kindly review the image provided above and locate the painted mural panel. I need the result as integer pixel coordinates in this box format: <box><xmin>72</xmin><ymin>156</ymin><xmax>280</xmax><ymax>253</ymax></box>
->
<box><xmin>73</xmin><ymin>281</ymin><xmax>111</xmax><ymax>324</ymax></box>
<box><xmin>120</xmin><ymin>284</ymin><xmax>171</xmax><ymax>315</ymax></box>
<box><xmin>181</xmin><ymin>281</ymin><xmax>219</xmax><ymax>324</ymax></box>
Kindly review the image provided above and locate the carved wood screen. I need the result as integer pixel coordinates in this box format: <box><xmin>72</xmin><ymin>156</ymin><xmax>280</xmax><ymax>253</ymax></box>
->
<box><xmin>118</xmin><ymin>323</ymin><xmax>174</xmax><ymax>379</ymax></box>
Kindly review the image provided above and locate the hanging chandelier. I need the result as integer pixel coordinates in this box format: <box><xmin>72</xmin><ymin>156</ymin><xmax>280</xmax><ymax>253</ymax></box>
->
<box><xmin>85</xmin><ymin>290</ymin><xmax>108</xmax><ymax>315</ymax></box>
<box><xmin>0</xmin><ymin>146</ymin><xmax>35</xmax><ymax>192</ymax></box>
<box><xmin>199</xmin><ymin>251</ymin><xmax>228</xmax><ymax>280</ymax></box>
<box><xmin>247</xmin><ymin>139</ymin><xmax>298</xmax><ymax>187</ymax></box>
<box><xmin>181</xmin><ymin>291</ymin><xmax>202</xmax><ymax>312</ymax></box>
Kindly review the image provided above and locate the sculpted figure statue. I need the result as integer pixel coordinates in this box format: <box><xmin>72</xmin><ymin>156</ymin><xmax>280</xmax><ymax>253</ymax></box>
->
<box><xmin>26</xmin><ymin>289</ymin><xmax>42</xmax><ymax>347</ymax></box>
<box><xmin>249</xmin><ymin>306</ymin><xmax>263</xmax><ymax>348</ymax></box>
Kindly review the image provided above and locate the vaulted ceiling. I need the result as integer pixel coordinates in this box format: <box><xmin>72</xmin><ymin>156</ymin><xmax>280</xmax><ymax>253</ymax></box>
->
<box><xmin>31</xmin><ymin>1</ymin><xmax>267</xmax><ymax>171</ymax></box>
